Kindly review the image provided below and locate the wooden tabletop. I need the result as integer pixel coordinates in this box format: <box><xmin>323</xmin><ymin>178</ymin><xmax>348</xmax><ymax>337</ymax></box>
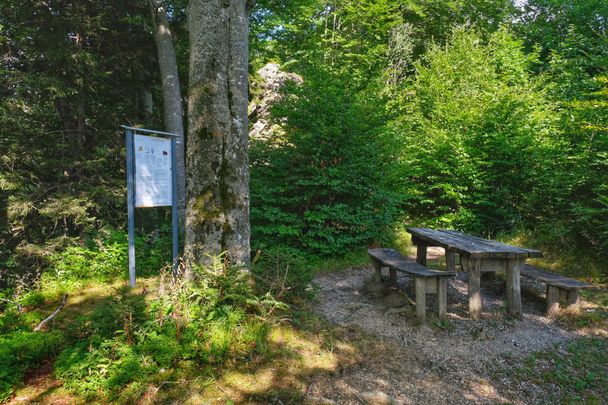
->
<box><xmin>407</xmin><ymin>228</ymin><xmax>543</xmax><ymax>259</ymax></box>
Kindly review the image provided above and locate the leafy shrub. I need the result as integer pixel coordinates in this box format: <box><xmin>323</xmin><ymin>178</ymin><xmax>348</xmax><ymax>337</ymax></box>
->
<box><xmin>49</xmin><ymin>227</ymin><xmax>172</xmax><ymax>282</ymax></box>
<box><xmin>0</xmin><ymin>331</ymin><xmax>64</xmax><ymax>401</ymax></box>
<box><xmin>250</xmin><ymin>67</ymin><xmax>400</xmax><ymax>255</ymax></box>
<box><xmin>20</xmin><ymin>291</ymin><xmax>45</xmax><ymax>308</ymax></box>
<box><xmin>393</xmin><ymin>28</ymin><xmax>557</xmax><ymax>234</ymax></box>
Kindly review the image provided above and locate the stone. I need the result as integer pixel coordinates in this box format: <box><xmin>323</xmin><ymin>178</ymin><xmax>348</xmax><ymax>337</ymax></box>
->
<box><xmin>249</xmin><ymin>63</ymin><xmax>303</xmax><ymax>142</ymax></box>
<box><xmin>382</xmin><ymin>291</ymin><xmax>410</xmax><ymax>308</ymax></box>
<box><xmin>305</xmin><ymin>395</ymin><xmax>337</xmax><ymax>405</ymax></box>
<box><xmin>360</xmin><ymin>390</ymin><xmax>404</xmax><ymax>405</ymax></box>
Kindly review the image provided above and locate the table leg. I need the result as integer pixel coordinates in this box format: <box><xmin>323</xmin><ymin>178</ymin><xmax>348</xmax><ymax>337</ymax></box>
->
<box><xmin>372</xmin><ymin>259</ymin><xmax>382</xmax><ymax>283</ymax></box>
<box><xmin>438</xmin><ymin>277</ymin><xmax>448</xmax><ymax>319</ymax></box>
<box><xmin>416</xmin><ymin>244</ymin><xmax>427</xmax><ymax>266</ymax></box>
<box><xmin>468</xmin><ymin>258</ymin><xmax>482</xmax><ymax>319</ymax></box>
<box><xmin>389</xmin><ymin>267</ymin><xmax>397</xmax><ymax>287</ymax></box>
<box><xmin>415</xmin><ymin>277</ymin><xmax>426</xmax><ymax>323</ymax></box>
<box><xmin>506</xmin><ymin>258</ymin><xmax>524</xmax><ymax>319</ymax></box>
<box><xmin>446</xmin><ymin>250</ymin><xmax>456</xmax><ymax>272</ymax></box>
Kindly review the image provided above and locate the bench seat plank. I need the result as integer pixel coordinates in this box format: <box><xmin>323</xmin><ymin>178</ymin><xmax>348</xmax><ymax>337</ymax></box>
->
<box><xmin>368</xmin><ymin>248</ymin><xmax>456</xmax><ymax>278</ymax></box>
<box><xmin>368</xmin><ymin>248</ymin><xmax>454</xmax><ymax>323</ymax></box>
<box><xmin>521</xmin><ymin>265</ymin><xmax>594</xmax><ymax>290</ymax></box>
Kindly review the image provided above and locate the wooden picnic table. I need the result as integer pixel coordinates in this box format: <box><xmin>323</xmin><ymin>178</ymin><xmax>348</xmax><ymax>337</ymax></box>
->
<box><xmin>407</xmin><ymin>228</ymin><xmax>543</xmax><ymax>319</ymax></box>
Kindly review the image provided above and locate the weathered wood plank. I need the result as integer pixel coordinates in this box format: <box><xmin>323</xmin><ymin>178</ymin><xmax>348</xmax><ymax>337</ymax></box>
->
<box><xmin>462</xmin><ymin>257</ymin><xmax>507</xmax><ymax>273</ymax></box>
<box><xmin>368</xmin><ymin>249</ymin><xmax>456</xmax><ymax>278</ymax></box>
<box><xmin>438</xmin><ymin>278</ymin><xmax>447</xmax><ymax>319</ymax></box>
<box><xmin>425</xmin><ymin>278</ymin><xmax>438</xmax><ymax>294</ymax></box>
<box><xmin>521</xmin><ymin>265</ymin><xmax>595</xmax><ymax>290</ymax></box>
<box><xmin>566</xmin><ymin>289</ymin><xmax>580</xmax><ymax>311</ymax></box>
<box><xmin>389</xmin><ymin>267</ymin><xmax>397</xmax><ymax>287</ymax></box>
<box><xmin>506</xmin><ymin>258</ymin><xmax>523</xmax><ymax>319</ymax></box>
<box><xmin>468</xmin><ymin>258</ymin><xmax>482</xmax><ymax>319</ymax></box>
<box><xmin>407</xmin><ymin>228</ymin><xmax>543</xmax><ymax>259</ymax></box>
<box><xmin>371</xmin><ymin>259</ymin><xmax>382</xmax><ymax>283</ymax></box>
<box><xmin>416</xmin><ymin>244</ymin><xmax>427</xmax><ymax>266</ymax></box>
<box><xmin>415</xmin><ymin>277</ymin><xmax>426</xmax><ymax>323</ymax></box>
<box><xmin>546</xmin><ymin>285</ymin><xmax>560</xmax><ymax>318</ymax></box>
<box><xmin>446</xmin><ymin>250</ymin><xmax>456</xmax><ymax>272</ymax></box>
<box><xmin>442</xmin><ymin>230</ymin><xmax>543</xmax><ymax>258</ymax></box>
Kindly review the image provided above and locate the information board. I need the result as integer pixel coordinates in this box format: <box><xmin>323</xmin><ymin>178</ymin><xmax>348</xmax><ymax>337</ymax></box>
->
<box><xmin>134</xmin><ymin>134</ymin><xmax>172</xmax><ymax>207</ymax></box>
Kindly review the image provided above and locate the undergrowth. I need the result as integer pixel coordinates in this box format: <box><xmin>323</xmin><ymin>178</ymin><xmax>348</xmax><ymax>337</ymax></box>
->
<box><xmin>50</xmin><ymin>261</ymin><xmax>285</xmax><ymax>402</ymax></box>
<box><xmin>0</xmin><ymin>330</ymin><xmax>64</xmax><ymax>401</ymax></box>
<box><xmin>0</xmin><ymin>242</ymin><xmax>296</xmax><ymax>403</ymax></box>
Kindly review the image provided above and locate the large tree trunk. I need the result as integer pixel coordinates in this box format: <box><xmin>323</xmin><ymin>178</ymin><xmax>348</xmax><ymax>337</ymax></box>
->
<box><xmin>184</xmin><ymin>0</ymin><xmax>251</xmax><ymax>273</ymax></box>
<box><xmin>150</xmin><ymin>0</ymin><xmax>186</xmax><ymax>221</ymax></box>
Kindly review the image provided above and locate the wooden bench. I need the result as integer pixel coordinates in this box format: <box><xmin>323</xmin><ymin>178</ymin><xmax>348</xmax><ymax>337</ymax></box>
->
<box><xmin>521</xmin><ymin>265</ymin><xmax>595</xmax><ymax>317</ymax></box>
<box><xmin>368</xmin><ymin>248</ymin><xmax>456</xmax><ymax>323</ymax></box>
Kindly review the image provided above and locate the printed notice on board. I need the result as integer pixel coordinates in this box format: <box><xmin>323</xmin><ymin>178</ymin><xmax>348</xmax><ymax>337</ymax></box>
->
<box><xmin>134</xmin><ymin>134</ymin><xmax>172</xmax><ymax>207</ymax></box>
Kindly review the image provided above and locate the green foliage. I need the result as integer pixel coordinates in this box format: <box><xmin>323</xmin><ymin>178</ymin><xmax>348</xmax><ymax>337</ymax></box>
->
<box><xmin>393</xmin><ymin>28</ymin><xmax>556</xmax><ymax>233</ymax></box>
<box><xmin>0</xmin><ymin>0</ymin><xmax>160</xmax><ymax>288</ymax></box>
<box><xmin>53</xmin><ymin>262</ymin><xmax>279</xmax><ymax>402</ymax></box>
<box><xmin>252</xmin><ymin>247</ymin><xmax>317</xmax><ymax>305</ymax></box>
<box><xmin>251</xmin><ymin>67</ymin><xmax>400</xmax><ymax>255</ymax></box>
<box><xmin>250</xmin><ymin>0</ymin><xmax>608</xmax><ymax>273</ymax></box>
<box><xmin>0</xmin><ymin>331</ymin><xmax>64</xmax><ymax>401</ymax></box>
<box><xmin>48</xmin><ymin>228</ymin><xmax>172</xmax><ymax>282</ymax></box>
<box><xmin>534</xmin><ymin>31</ymin><xmax>608</xmax><ymax>260</ymax></box>
<box><xmin>20</xmin><ymin>290</ymin><xmax>45</xmax><ymax>309</ymax></box>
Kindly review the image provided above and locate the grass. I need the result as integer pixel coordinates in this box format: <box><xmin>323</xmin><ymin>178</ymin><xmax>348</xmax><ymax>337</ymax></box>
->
<box><xmin>3</xmin><ymin>286</ymin><xmax>356</xmax><ymax>404</ymax></box>
<box><xmin>497</xmin><ymin>338</ymin><xmax>608</xmax><ymax>405</ymax></box>
<box><xmin>2</xmin><ymin>236</ymin><xmax>607</xmax><ymax>404</ymax></box>
<box><xmin>1</xmin><ymin>276</ymin><xmax>359</xmax><ymax>404</ymax></box>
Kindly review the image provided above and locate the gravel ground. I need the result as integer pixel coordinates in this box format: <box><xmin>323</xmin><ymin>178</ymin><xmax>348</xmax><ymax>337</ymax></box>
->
<box><xmin>306</xmin><ymin>249</ymin><xmax>591</xmax><ymax>405</ymax></box>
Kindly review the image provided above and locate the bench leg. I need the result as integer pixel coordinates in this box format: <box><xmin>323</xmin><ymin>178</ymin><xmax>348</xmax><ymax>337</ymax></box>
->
<box><xmin>546</xmin><ymin>285</ymin><xmax>560</xmax><ymax>318</ymax></box>
<box><xmin>371</xmin><ymin>259</ymin><xmax>382</xmax><ymax>283</ymax></box>
<box><xmin>416</xmin><ymin>244</ymin><xmax>427</xmax><ymax>266</ymax></box>
<box><xmin>389</xmin><ymin>267</ymin><xmax>397</xmax><ymax>287</ymax></box>
<box><xmin>468</xmin><ymin>258</ymin><xmax>482</xmax><ymax>319</ymax></box>
<box><xmin>415</xmin><ymin>277</ymin><xmax>426</xmax><ymax>323</ymax></box>
<box><xmin>506</xmin><ymin>258</ymin><xmax>523</xmax><ymax>319</ymax></box>
<box><xmin>566</xmin><ymin>289</ymin><xmax>580</xmax><ymax>312</ymax></box>
<box><xmin>438</xmin><ymin>277</ymin><xmax>447</xmax><ymax>319</ymax></box>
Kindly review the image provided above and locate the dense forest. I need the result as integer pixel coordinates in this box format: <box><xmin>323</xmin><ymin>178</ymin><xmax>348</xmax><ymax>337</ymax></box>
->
<box><xmin>0</xmin><ymin>0</ymin><xmax>607</xmax><ymax>403</ymax></box>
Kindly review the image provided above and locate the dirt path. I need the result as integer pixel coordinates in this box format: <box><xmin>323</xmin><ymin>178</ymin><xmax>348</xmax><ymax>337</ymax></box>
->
<box><xmin>6</xmin><ymin>361</ymin><xmax>74</xmax><ymax>405</ymax></box>
<box><xmin>306</xmin><ymin>250</ymin><xmax>595</xmax><ymax>404</ymax></box>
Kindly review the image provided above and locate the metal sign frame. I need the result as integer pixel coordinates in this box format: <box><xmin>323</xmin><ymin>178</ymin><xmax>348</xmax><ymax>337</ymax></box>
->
<box><xmin>122</xmin><ymin>125</ymin><xmax>179</xmax><ymax>287</ymax></box>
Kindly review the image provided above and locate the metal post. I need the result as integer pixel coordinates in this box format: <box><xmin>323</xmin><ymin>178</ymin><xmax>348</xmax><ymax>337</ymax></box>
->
<box><xmin>126</xmin><ymin>129</ymin><xmax>136</xmax><ymax>287</ymax></box>
<box><xmin>171</xmin><ymin>137</ymin><xmax>179</xmax><ymax>277</ymax></box>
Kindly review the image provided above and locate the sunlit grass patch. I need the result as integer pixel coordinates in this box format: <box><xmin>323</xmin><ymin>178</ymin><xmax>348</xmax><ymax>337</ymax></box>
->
<box><xmin>496</xmin><ymin>338</ymin><xmax>608</xmax><ymax>404</ymax></box>
<box><xmin>189</xmin><ymin>323</ymin><xmax>353</xmax><ymax>404</ymax></box>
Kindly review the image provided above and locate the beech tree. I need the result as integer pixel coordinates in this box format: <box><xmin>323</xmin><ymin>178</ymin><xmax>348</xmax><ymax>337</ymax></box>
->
<box><xmin>184</xmin><ymin>0</ymin><xmax>253</xmax><ymax>272</ymax></box>
<box><xmin>150</xmin><ymin>0</ymin><xmax>186</xmax><ymax>219</ymax></box>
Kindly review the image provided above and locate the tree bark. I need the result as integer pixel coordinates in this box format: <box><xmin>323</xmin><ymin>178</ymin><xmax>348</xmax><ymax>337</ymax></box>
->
<box><xmin>185</xmin><ymin>0</ymin><xmax>251</xmax><ymax>273</ymax></box>
<box><xmin>150</xmin><ymin>0</ymin><xmax>186</xmax><ymax>221</ymax></box>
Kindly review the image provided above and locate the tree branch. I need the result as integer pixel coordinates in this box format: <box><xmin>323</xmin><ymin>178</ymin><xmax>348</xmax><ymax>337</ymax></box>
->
<box><xmin>34</xmin><ymin>294</ymin><xmax>68</xmax><ymax>332</ymax></box>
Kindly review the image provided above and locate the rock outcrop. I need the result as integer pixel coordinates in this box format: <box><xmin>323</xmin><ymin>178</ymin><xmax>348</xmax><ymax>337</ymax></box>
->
<box><xmin>249</xmin><ymin>63</ymin><xmax>303</xmax><ymax>141</ymax></box>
